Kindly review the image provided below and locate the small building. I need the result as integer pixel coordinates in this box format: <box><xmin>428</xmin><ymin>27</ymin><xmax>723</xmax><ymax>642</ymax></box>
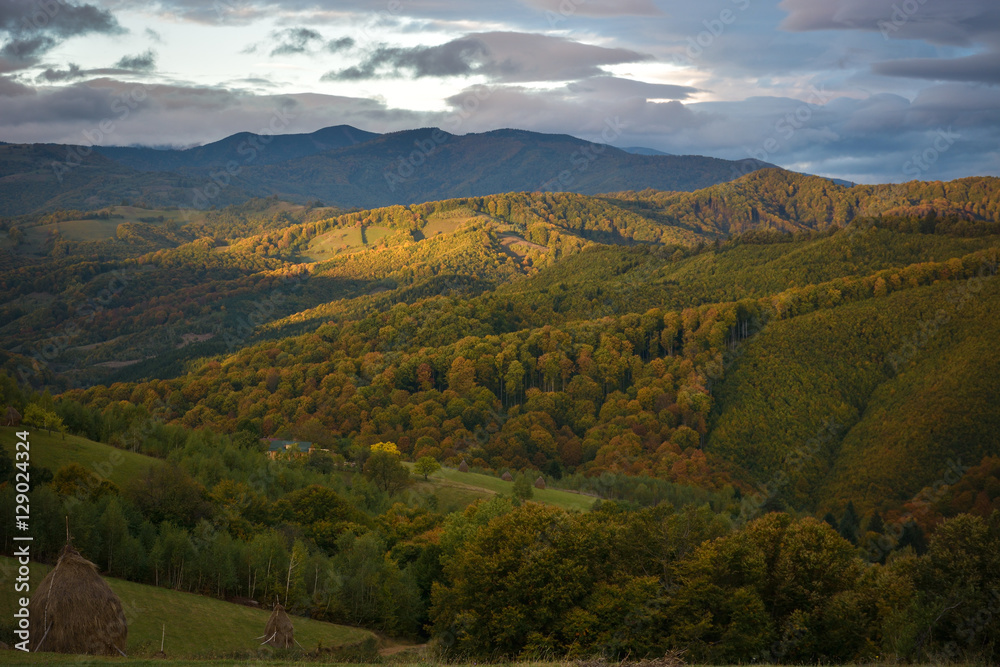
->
<box><xmin>534</xmin><ymin>476</ymin><xmax>546</xmax><ymax>490</ymax></box>
<box><xmin>3</xmin><ymin>406</ymin><xmax>21</xmax><ymax>427</ymax></box>
<box><xmin>264</xmin><ymin>439</ymin><xmax>315</xmax><ymax>459</ymax></box>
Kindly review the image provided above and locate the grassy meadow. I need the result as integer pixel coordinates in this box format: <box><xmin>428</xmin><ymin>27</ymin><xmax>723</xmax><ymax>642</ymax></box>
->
<box><xmin>406</xmin><ymin>463</ymin><xmax>597</xmax><ymax>513</ymax></box>
<box><xmin>0</xmin><ymin>557</ymin><xmax>373</xmax><ymax>661</ymax></box>
<box><xmin>1</xmin><ymin>426</ymin><xmax>161</xmax><ymax>487</ymax></box>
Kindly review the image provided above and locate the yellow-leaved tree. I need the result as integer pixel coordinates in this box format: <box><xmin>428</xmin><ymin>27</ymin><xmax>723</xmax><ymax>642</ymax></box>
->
<box><xmin>370</xmin><ymin>441</ymin><xmax>400</xmax><ymax>456</ymax></box>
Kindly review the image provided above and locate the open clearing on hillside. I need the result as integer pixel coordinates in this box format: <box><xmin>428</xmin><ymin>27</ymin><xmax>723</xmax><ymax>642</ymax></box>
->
<box><xmin>302</xmin><ymin>225</ymin><xmax>392</xmax><ymax>261</ymax></box>
<box><xmin>0</xmin><ymin>426</ymin><xmax>160</xmax><ymax>485</ymax></box>
<box><xmin>500</xmin><ymin>234</ymin><xmax>548</xmax><ymax>258</ymax></box>
<box><xmin>0</xmin><ymin>557</ymin><xmax>372</xmax><ymax>660</ymax></box>
<box><xmin>406</xmin><ymin>463</ymin><xmax>597</xmax><ymax>512</ymax></box>
<box><xmin>415</xmin><ymin>208</ymin><xmax>492</xmax><ymax>240</ymax></box>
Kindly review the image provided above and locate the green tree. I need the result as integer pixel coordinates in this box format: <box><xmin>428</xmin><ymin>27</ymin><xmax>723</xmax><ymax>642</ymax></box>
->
<box><xmin>127</xmin><ymin>464</ymin><xmax>212</xmax><ymax>527</ymax></box>
<box><xmin>447</xmin><ymin>356</ymin><xmax>477</xmax><ymax>395</ymax></box>
<box><xmin>838</xmin><ymin>501</ymin><xmax>860</xmax><ymax>545</ymax></box>
<box><xmin>364</xmin><ymin>449</ymin><xmax>411</xmax><ymax>495</ymax></box>
<box><xmin>22</xmin><ymin>403</ymin><xmax>64</xmax><ymax>435</ymax></box>
<box><xmin>513</xmin><ymin>473</ymin><xmax>534</xmax><ymax>500</ymax></box>
<box><xmin>414</xmin><ymin>456</ymin><xmax>441</xmax><ymax>481</ymax></box>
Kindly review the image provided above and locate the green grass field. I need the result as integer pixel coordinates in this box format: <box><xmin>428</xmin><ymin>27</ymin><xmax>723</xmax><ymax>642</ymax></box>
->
<box><xmin>407</xmin><ymin>463</ymin><xmax>597</xmax><ymax>512</ymax></box>
<box><xmin>0</xmin><ymin>426</ymin><xmax>161</xmax><ymax>486</ymax></box>
<box><xmin>0</xmin><ymin>557</ymin><xmax>373</xmax><ymax>661</ymax></box>
<box><xmin>302</xmin><ymin>226</ymin><xmax>392</xmax><ymax>261</ymax></box>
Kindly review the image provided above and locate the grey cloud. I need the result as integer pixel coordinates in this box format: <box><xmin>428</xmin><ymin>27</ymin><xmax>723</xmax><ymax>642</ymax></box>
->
<box><xmin>0</xmin><ymin>78</ymin><xmax>432</xmax><ymax>146</ymax></box>
<box><xmin>565</xmin><ymin>76</ymin><xmax>698</xmax><ymax>100</ymax></box>
<box><xmin>0</xmin><ymin>74</ymin><xmax>32</xmax><ymax>96</ymax></box>
<box><xmin>327</xmin><ymin>36</ymin><xmax>355</xmax><ymax>53</ymax></box>
<box><xmin>779</xmin><ymin>0</ymin><xmax>1000</xmax><ymax>47</ymax></box>
<box><xmin>518</xmin><ymin>0</ymin><xmax>662</xmax><ymax>18</ymax></box>
<box><xmin>0</xmin><ymin>35</ymin><xmax>55</xmax><ymax>62</ymax></box>
<box><xmin>145</xmin><ymin>28</ymin><xmax>162</xmax><ymax>43</ymax></box>
<box><xmin>115</xmin><ymin>50</ymin><xmax>156</xmax><ymax>72</ymax></box>
<box><xmin>780</xmin><ymin>0</ymin><xmax>1000</xmax><ymax>85</ymax></box>
<box><xmin>0</xmin><ymin>0</ymin><xmax>123</xmax><ymax>70</ymax></box>
<box><xmin>270</xmin><ymin>27</ymin><xmax>323</xmax><ymax>56</ymax></box>
<box><xmin>874</xmin><ymin>51</ymin><xmax>1000</xmax><ymax>84</ymax></box>
<box><xmin>0</xmin><ymin>81</ymin><xmax>130</xmax><ymax>126</ymax></box>
<box><xmin>323</xmin><ymin>37</ymin><xmax>487</xmax><ymax>81</ymax></box>
<box><xmin>323</xmin><ymin>32</ymin><xmax>652</xmax><ymax>83</ymax></box>
<box><xmin>247</xmin><ymin>27</ymin><xmax>353</xmax><ymax>58</ymax></box>
<box><xmin>37</xmin><ymin>62</ymin><xmax>85</xmax><ymax>82</ymax></box>
<box><xmin>0</xmin><ymin>0</ymin><xmax>121</xmax><ymax>38</ymax></box>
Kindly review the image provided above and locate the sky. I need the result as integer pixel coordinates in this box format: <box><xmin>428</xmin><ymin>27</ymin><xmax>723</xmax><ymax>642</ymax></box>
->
<box><xmin>0</xmin><ymin>0</ymin><xmax>998</xmax><ymax>184</ymax></box>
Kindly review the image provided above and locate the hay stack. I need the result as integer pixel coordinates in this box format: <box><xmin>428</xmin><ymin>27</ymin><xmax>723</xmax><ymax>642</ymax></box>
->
<box><xmin>28</xmin><ymin>543</ymin><xmax>127</xmax><ymax>656</ymax></box>
<box><xmin>501</xmin><ymin>471</ymin><xmax>513</xmax><ymax>482</ymax></box>
<box><xmin>458</xmin><ymin>459</ymin><xmax>469</xmax><ymax>473</ymax></box>
<box><xmin>3</xmin><ymin>406</ymin><xmax>20</xmax><ymax>427</ymax></box>
<box><xmin>534</xmin><ymin>476</ymin><xmax>546</xmax><ymax>490</ymax></box>
<box><xmin>263</xmin><ymin>603</ymin><xmax>294</xmax><ymax>649</ymax></box>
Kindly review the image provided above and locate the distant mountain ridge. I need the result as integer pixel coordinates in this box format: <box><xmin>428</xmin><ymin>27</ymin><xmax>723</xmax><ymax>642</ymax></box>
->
<box><xmin>621</xmin><ymin>146</ymin><xmax>673</xmax><ymax>156</ymax></box>
<box><xmin>0</xmin><ymin>124</ymin><xmax>776</xmax><ymax>215</ymax></box>
<box><xmin>93</xmin><ymin>125</ymin><xmax>381</xmax><ymax>172</ymax></box>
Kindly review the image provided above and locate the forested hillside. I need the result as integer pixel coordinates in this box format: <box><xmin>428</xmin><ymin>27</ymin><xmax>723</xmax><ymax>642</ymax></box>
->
<box><xmin>2</xmin><ymin>168</ymin><xmax>999</xmax><ymax>662</ymax></box>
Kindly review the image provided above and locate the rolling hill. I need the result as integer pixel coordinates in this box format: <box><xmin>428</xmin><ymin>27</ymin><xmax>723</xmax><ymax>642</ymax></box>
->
<box><xmin>2</xmin><ymin>168</ymin><xmax>999</xmax><ymax>522</ymax></box>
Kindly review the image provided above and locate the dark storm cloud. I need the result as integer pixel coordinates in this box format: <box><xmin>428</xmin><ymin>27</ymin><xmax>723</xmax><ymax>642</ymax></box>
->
<box><xmin>323</xmin><ymin>32</ymin><xmax>652</xmax><ymax>83</ymax></box>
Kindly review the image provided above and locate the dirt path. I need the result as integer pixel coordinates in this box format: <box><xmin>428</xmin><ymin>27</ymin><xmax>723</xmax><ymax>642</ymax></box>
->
<box><xmin>379</xmin><ymin>642</ymin><xmax>429</xmax><ymax>656</ymax></box>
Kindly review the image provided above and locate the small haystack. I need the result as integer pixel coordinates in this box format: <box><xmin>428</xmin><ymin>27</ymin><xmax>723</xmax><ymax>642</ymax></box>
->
<box><xmin>458</xmin><ymin>459</ymin><xmax>469</xmax><ymax>473</ymax></box>
<box><xmin>534</xmin><ymin>476</ymin><xmax>546</xmax><ymax>490</ymax></box>
<box><xmin>28</xmin><ymin>542</ymin><xmax>128</xmax><ymax>656</ymax></box>
<box><xmin>262</xmin><ymin>603</ymin><xmax>294</xmax><ymax>649</ymax></box>
<box><xmin>501</xmin><ymin>471</ymin><xmax>513</xmax><ymax>482</ymax></box>
<box><xmin>3</xmin><ymin>406</ymin><xmax>20</xmax><ymax>427</ymax></box>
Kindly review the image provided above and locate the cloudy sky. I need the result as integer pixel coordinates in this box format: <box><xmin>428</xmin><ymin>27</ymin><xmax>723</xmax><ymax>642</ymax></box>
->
<box><xmin>0</xmin><ymin>0</ymin><xmax>998</xmax><ymax>183</ymax></box>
